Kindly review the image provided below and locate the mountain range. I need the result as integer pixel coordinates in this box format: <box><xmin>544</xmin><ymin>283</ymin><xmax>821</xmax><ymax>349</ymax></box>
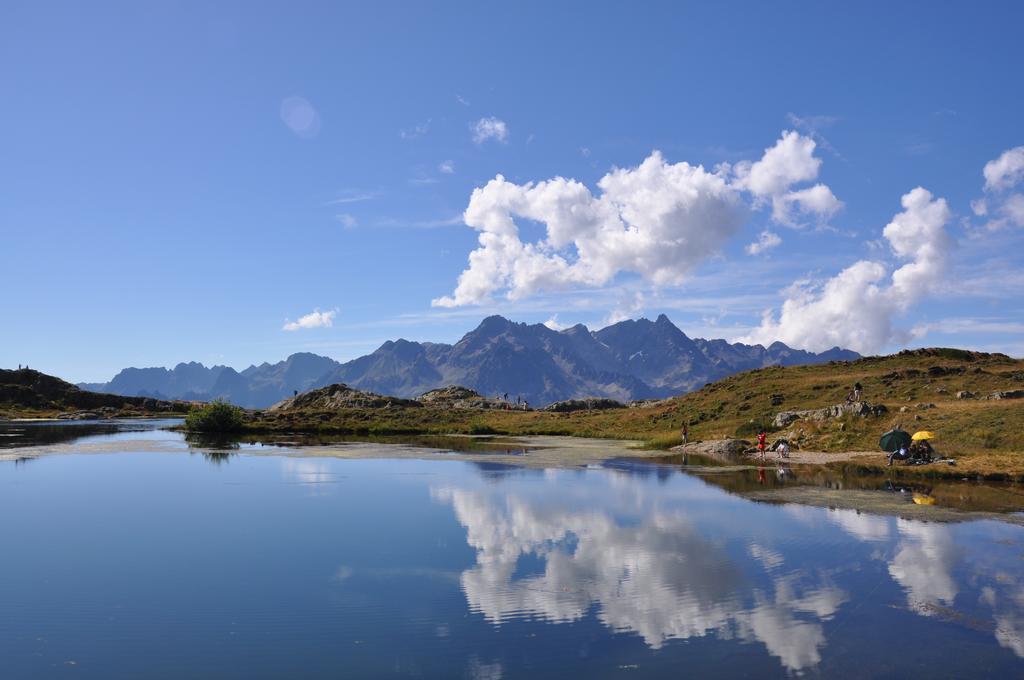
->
<box><xmin>78</xmin><ymin>315</ymin><xmax>859</xmax><ymax>408</ymax></box>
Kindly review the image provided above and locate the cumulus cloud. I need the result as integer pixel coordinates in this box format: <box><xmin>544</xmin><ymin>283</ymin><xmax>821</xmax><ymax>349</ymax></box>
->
<box><xmin>733</xmin><ymin>132</ymin><xmax>843</xmax><ymax>227</ymax></box>
<box><xmin>434</xmin><ymin>151</ymin><xmax>747</xmax><ymax>307</ymax></box>
<box><xmin>771</xmin><ymin>184</ymin><xmax>843</xmax><ymax>227</ymax></box>
<box><xmin>437</xmin><ymin>130</ymin><xmax>838</xmax><ymax>308</ymax></box>
<box><xmin>734</xmin><ymin>130</ymin><xmax>822</xmax><ymax>197</ymax></box>
<box><xmin>282</xmin><ymin>308</ymin><xmax>337</xmax><ymax>331</ymax></box>
<box><xmin>983</xmin><ymin>146</ymin><xmax>1024</xmax><ymax>192</ymax></box>
<box><xmin>740</xmin><ymin>187</ymin><xmax>952</xmax><ymax>353</ymax></box>
<box><xmin>279</xmin><ymin>96</ymin><xmax>321</xmax><ymax>138</ymax></box>
<box><xmin>746</xmin><ymin>230</ymin><xmax>782</xmax><ymax>255</ymax></box>
<box><xmin>977</xmin><ymin>146</ymin><xmax>1024</xmax><ymax>230</ymax></box>
<box><xmin>472</xmin><ymin>117</ymin><xmax>509</xmax><ymax>145</ymax></box>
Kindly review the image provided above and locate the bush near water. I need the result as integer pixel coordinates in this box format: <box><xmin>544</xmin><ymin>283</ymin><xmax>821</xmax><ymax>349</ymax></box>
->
<box><xmin>185</xmin><ymin>399</ymin><xmax>245</xmax><ymax>433</ymax></box>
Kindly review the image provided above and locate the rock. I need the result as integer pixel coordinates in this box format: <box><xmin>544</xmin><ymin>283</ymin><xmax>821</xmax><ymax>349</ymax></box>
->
<box><xmin>671</xmin><ymin>439</ymin><xmax>750</xmax><ymax>461</ymax></box>
<box><xmin>988</xmin><ymin>390</ymin><xmax>1024</xmax><ymax>400</ymax></box>
<box><xmin>770</xmin><ymin>393</ymin><xmax>785</xmax><ymax>406</ymax></box>
<box><xmin>57</xmin><ymin>410</ymin><xmax>101</xmax><ymax>420</ymax></box>
<box><xmin>544</xmin><ymin>398</ymin><xmax>625</xmax><ymax>412</ymax></box>
<box><xmin>772</xmin><ymin>401</ymin><xmax>887</xmax><ymax>428</ymax></box>
<box><xmin>899</xmin><ymin>406</ymin><xmax>910</xmax><ymax>413</ymax></box>
<box><xmin>269</xmin><ymin>383</ymin><xmax>422</xmax><ymax>411</ymax></box>
<box><xmin>418</xmin><ymin>385</ymin><xmax>510</xmax><ymax>410</ymax></box>
<box><xmin>629</xmin><ymin>398</ymin><xmax>674</xmax><ymax>409</ymax></box>
<box><xmin>935</xmin><ymin>387</ymin><xmax>948</xmax><ymax>394</ymax></box>
<box><xmin>915</xmin><ymin>402</ymin><xmax>937</xmax><ymax>410</ymax></box>
<box><xmin>773</xmin><ymin>411</ymin><xmax>801</xmax><ymax>428</ymax></box>
<box><xmin>956</xmin><ymin>391</ymin><xmax>975</xmax><ymax>400</ymax></box>
<box><xmin>914</xmin><ymin>414</ymin><xmax>922</xmax><ymax>421</ymax></box>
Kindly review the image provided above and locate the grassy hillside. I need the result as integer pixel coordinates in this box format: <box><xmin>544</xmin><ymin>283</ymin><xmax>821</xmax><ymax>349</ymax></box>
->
<box><xmin>249</xmin><ymin>348</ymin><xmax>1024</xmax><ymax>478</ymax></box>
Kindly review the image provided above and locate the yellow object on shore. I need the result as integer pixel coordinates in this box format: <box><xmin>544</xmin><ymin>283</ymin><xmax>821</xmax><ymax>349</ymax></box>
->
<box><xmin>912</xmin><ymin>431</ymin><xmax>935</xmax><ymax>441</ymax></box>
<box><xmin>913</xmin><ymin>493</ymin><xmax>936</xmax><ymax>505</ymax></box>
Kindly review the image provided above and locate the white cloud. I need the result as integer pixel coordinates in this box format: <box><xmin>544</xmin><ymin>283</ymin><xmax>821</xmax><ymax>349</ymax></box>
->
<box><xmin>733</xmin><ymin>132</ymin><xmax>842</xmax><ymax>228</ymax></box>
<box><xmin>739</xmin><ymin>187</ymin><xmax>952</xmax><ymax>353</ymax></box>
<box><xmin>434</xmin><ymin>151</ymin><xmax>747</xmax><ymax>307</ymax></box>
<box><xmin>325</xmin><ymin>190</ymin><xmax>380</xmax><ymax>205</ymax></box>
<box><xmin>772</xmin><ymin>184</ymin><xmax>843</xmax><ymax>227</ymax></box>
<box><xmin>438</xmin><ymin>130</ymin><xmax>839</xmax><ymax>310</ymax></box>
<box><xmin>1003</xmin><ymin>193</ymin><xmax>1024</xmax><ymax>227</ymax></box>
<box><xmin>746</xmin><ymin>230</ymin><xmax>782</xmax><ymax>255</ymax></box>
<box><xmin>976</xmin><ymin>146</ymin><xmax>1024</xmax><ymax>230</ymax></box>
<box><xmin>472</xmin><ymin>117</ymin><xmax>509</xmax><ymax>145</ymax></box>
<box><xmin>439</xmin><ymin>160</ymin><xmax>455</xmax><ymax>174</ymax></box>
<box><xmin>734</xmin><ymin>130</ymin><xmax>821</xmax><ymax>197</ymax></box>
<box><xmin>336</xmin><ymin>213</ymin><xmax>357</xmax><ymax>229</ymax></box>
<box><xmin>542</xmin><ymin>315</ymin><xmax>568</xmax><ymax>331</ymax></box>
<box><xmin>279</xmin><ymin>96</ymin><xmax>321</xmax><ymax>139</ymax></box>
<box><xmin>983</xmin><ymin>146</ymin><xmax>1024</xmax><ymax>192</ymax></box>
<box><xmin>605</xmin><ymin>290</ymin><xmax>647</xmax><ymax>325</ymax></box>
<box><xmin>282</xmin><ymin>308</ymin><xmax>337</xmax><ymax>331</ymax></box>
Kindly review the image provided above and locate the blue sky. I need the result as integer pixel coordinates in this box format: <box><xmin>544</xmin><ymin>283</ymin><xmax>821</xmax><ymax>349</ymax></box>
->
<box><xmin>2</xmin><ymin>1</ymin><xmax>1023</xmax><ymax>382</ymax></box>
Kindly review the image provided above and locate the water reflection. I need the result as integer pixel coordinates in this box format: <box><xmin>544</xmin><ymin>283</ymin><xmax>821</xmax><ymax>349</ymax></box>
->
<box><xmin>183</xmin><ymin>432</ymin><xmax>239</xmax><ymax>464</ymax></box>
<box><xmin>435</xmin><ymin>468</ymin><xmax>1024</xmax><ymax>672</ymax></box>
<box><xmin>433</xmin><ymin>476</ymin><xmax>849</xmax><ymax>671</ymax></box>
<box><xmin>0</xmin><ymin>418</ymin><xmax>181</xmax><ymax>449</ymax></box>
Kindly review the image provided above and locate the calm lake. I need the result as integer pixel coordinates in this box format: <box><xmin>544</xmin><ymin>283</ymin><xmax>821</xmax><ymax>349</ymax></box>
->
<box><xmin>1</xmin><ymin>420</ymin><xmax>1023</xmax><ymax>678</ymax></box>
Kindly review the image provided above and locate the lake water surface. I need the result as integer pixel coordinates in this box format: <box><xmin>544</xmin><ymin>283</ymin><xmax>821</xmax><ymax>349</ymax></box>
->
<box><xmin>1</xmin><ymin>421</ymin><xmax>1023</xmax><ymax>678</ymax></box>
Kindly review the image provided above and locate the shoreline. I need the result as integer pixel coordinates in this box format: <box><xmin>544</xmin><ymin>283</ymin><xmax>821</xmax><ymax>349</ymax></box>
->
<box><xmin>4</xmin><ymin>430</ymin><xmax>1023</xmax><ymax>522</ymax></box>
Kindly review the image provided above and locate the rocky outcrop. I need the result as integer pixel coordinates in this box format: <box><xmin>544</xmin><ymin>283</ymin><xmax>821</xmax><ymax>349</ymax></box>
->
<box><xmin>0</xmin><ymin>368</ymin><xmax>186</xmax><ymax>415</ymax></box>
<box><xmin>987</xmin><ymin>390</ymin><xmax>1024</xmax><ymax>400</ymax></box>
<box><xmin>671</xmin><ymin>439</ymin><xmax>750</xmax><ymax>461</ymax></box>
<box><xmin>268</xmin><ymin>383</ymin><xmax>421</xmax><ymax>411</ymax></box>
<box><xmin>418</xmin><ymin>386</ymin><xmax>508</xmax><ymax>410</ymax></box>
<box><xmin>956</xmin><ymin>390</ymin><xmax>976</xmax><ymax>399</ymax></box>
<box><xmin>544</xmin><ymin>398</ymin><xmax>625</xmax><ymax>412</ymax></box>
<box><xmin>772</xmin><ymin>401</ymin><xmax>888</xmax><ymax>428</ymax></box>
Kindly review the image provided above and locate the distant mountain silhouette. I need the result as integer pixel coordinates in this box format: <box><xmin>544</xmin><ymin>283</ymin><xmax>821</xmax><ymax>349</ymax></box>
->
<box><xmin>79</xmin><ymin>315</ymin><xmax>859</xmax><ymax>407</ymax></box>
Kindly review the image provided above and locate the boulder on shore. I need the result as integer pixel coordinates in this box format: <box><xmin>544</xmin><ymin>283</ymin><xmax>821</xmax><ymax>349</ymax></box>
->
<box><xmin>670</xmin><ymin>439</ymin><xmax>750</xmax><ymax>462</ymax></box>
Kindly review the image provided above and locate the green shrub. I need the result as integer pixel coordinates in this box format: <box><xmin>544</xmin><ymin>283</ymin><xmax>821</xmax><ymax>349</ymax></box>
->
<box><xmin>185</xmin><ymin>399</ymin><xmax>245</xmax><ymax>433</ymax></box>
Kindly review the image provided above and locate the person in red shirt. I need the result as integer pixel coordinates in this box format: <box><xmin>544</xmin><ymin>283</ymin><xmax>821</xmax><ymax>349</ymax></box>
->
<box><xmin>757</xmin><ymin>430</ymin><xmax>767</xmax><ymax>461</ymax></box>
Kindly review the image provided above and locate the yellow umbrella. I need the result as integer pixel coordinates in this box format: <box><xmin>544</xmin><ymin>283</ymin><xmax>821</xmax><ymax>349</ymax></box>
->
<box><xmin>912</xmin><ymin>431</ymin><xmax>935</xmax><ymax>441</ymax></box>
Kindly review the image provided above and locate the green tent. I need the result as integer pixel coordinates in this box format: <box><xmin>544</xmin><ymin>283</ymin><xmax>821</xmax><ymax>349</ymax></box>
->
<box><xmin>879</xmin><ymin>428</ymin><xmax>912</xmax><ymax>452</ymax></box>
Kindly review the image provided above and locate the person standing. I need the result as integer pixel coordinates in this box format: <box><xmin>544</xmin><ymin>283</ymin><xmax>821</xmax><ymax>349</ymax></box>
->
<box><xmin>681</xmin><ymin>423</ymin><xmax>689</xmax><ymax>445</ymax></box>
<box><xmin>756</xmin><ymin>430</ymin><xmax>767</xmax><ymax>462</ymax></box>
